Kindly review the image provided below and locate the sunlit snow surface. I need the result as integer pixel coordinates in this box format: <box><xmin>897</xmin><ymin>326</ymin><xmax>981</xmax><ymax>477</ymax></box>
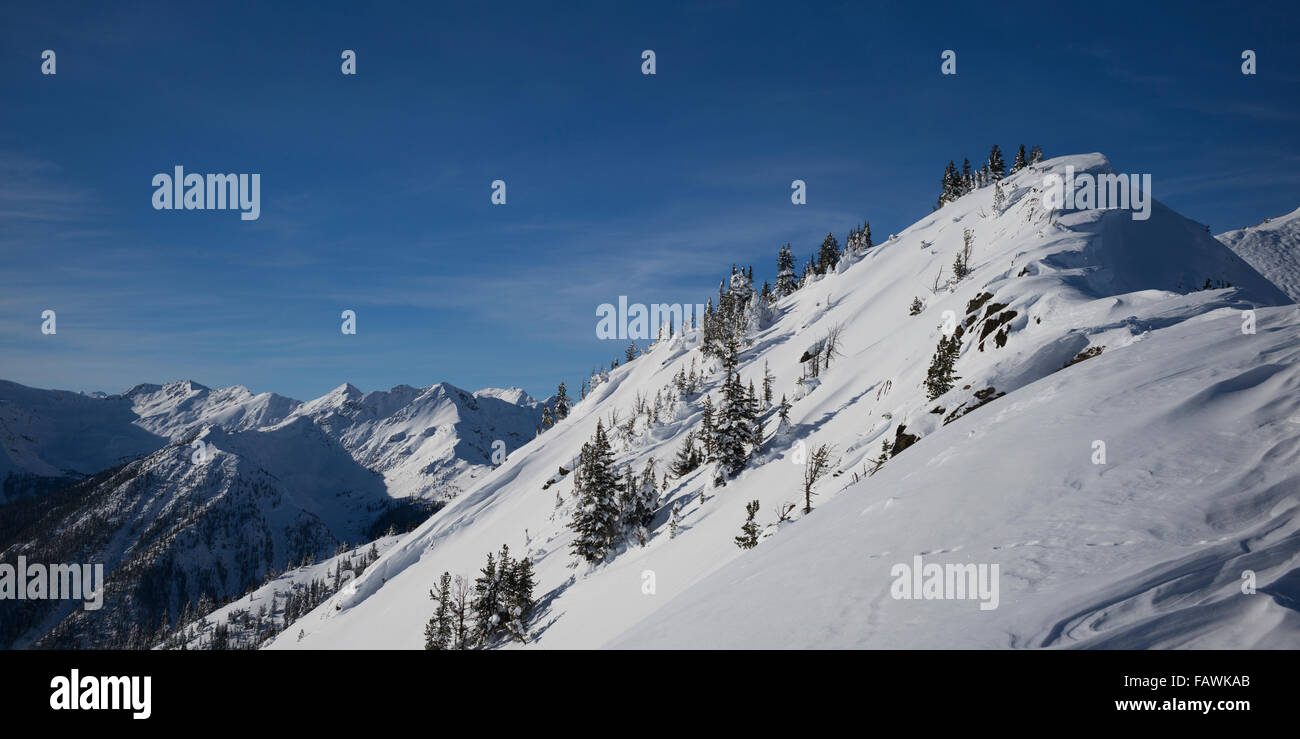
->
<box><xmin>272</xmin><ymin>154</ymin><xmax>1299</xmax><ymax>650</ymax></box>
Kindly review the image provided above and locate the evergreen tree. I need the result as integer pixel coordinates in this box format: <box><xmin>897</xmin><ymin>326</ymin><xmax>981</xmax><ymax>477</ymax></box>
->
<box><xmin>569</xmin><ymin>421</ymin><xmax>621</xmax><ymax>563</ymax></box>
<box><xmin>424</xmin><ymin>571</ymin><xmax>454</xmax><ymax>650</ymax></box>
<box><xmin>554</xmin><ymin>382</ymin><xmax>571</xmax><ymax>419</ymax></box>
<box><xmin>1029</xmin><ymin>145</ymin><xmax>1044</xmax><ymax>165</ymax></box>
<box><xmin>939</xmin><ymin>160</ymin><xmax>960</xmax><ymax>206</ymax></box>
<box><xmin>623</xmin><ymin>458</ymin><xmax>659</xmax><ymax>546</ymax></box>
<box><xmin>714</xmin><ymin>372</ymin><xmax>753</xmax><ymax>483</ymax></box>
<box><xmin>746</xmin><ymin>380</ymin><xmax>763</xmax><ymax>450</ymax></box>
<box><xmin>924</xmin><ymin>334</ymin><xmax>962</xmax><ymax>400</ymax></box>
<box><xmin>817</xmin><ymin>233</ymin><xmax>840</xmax><ymax>274</ymax></box>
<box><xmin>1012</xmin><ymin>144</ymin><xmax>1027</xmax><ymax>173</ymax></box>
<box><xmin>670</xmin><ymin>430</ymin><xmax>702</xmax><ymax>477</ymax></box>
<box><xmin>505</xmin><ymin>556</ymin><xmax>535</xmax><ymax>642</ymax></box>
<box><xmin>909</xmin><ymin>296</ymin><xmax>924</xmax><ymax>315</ymax></box>
<box><xmin>513</xmin><ymin>556</ymin><xmax>535</xmax><ymax>618</ymax></box>
<box><xmin>701</xmin><ymin>395</ymin><xmax>718</xmax><ymax>462</ymax></box>
<box><xmin>961</xmin><ymin>158</ymin><xmax>974</xmax><ymax>194</ymax></box>
<box><xmin>496</xmin><ymin>544</ymin><xmax>515</xmax><ymax>605</ymax></box>
<box><xmin>953</xmin><ymin>250</ymin><xmax>969</xmax><ymax>281</ymax></box>
<box><xmin>541</xmin><ymin>405</ymin><xmax>554</xmax><ymax>430</ymax></box>
<box><xmin>625</xmin><ymin>342</ymin><xmax>638</xmax><ymax>363</ymax></box>
<box><xmin>668</xmin><ymin>501</ymin><xmax>683</xmax><ymax>538</ymax></box>
<box><xmin>775</xmin><ymin>244</ymin><xmax>798</xmax><ymax>296</ymax></box>
<box><xmin>988</xmin><ymin>144</ymin><xmax>1006</xmax><ymax>181</ymax></box>
<box><xmin>778</xmin><ymin>394</ymin><xmax>791</xmax><ymax>424</ymax></box>
<box><xmin>762</xmin><ymin>361</ymin><xmax>774</xmax><ymax>406</ymax></box>
<box><xmin>953</xmin><ymin>228</ymin><xmax>974</xmax><ymax>281</ymax></box>
<box><xmin>734</xmin><ymin>500</ymin><xmax>761</xmax><ymax>549</ymax></box>
<box><xmin>470</xmin><ymin>553</ymin><xmax>500</xmax><ymax>644</ymax></box>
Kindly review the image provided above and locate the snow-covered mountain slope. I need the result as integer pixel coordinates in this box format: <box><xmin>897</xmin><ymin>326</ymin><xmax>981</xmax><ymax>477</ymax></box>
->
<box><xmin>1217</xmin><ymin>207</ymin><xmax>1300</xmax><ymax>303</ymax></box>
<box><xmin>0</xmin><ymin>380</ymin><xmax>165</xmax><ymax>494</ymax></box>
<box><xmin>287</xmin><ymin>381</ymin><xmax>543</xmax><ymax>500</ymax></box>
<box><xmin>2</xmin><ymin>417</ymin><xmax>393</xmax><ymax>649</ymax></box>
<box><xmin>474</xmin><ymin>387</ymin><xmax>540</xmax><ymax>407</ymax></box>
<box><xmin>270</xmin><ymin>153</ymin><xmax>1299</xmax><ymax>650</ymax></box>
<box><xmin>161</xmin><ymin>534</ymin><xmax>403</xmax><ymax>650</ymax></box>
<box><xmin>611</xmin><ymin>308</ymin><xmax>1300</xmax><ymax>649</ymax></box>
<box><xmin>0</xmin><ymin>377</ymin><xmax>542</xmax><ymax>647</ymax></box>
<box><xmin>125</xmin><ymin>380</ymin><xmax>301</xmax><ymax>439</ymax></box>
<box><xmin>0</xmin><ymin>377</ymin><xmax>543</xmax><ymax>506</ymax></box>
<box><xmin>0</xmin><ymin>379</ymin><xmax>300</xmax><ymax>497</ymax></box>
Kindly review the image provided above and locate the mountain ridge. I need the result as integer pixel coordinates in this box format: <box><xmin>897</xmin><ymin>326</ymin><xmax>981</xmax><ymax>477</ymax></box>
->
<box><xmin>263</xmin><ymin>153</ymin><xmax>1300</xmax><ymax>650</ymax></box>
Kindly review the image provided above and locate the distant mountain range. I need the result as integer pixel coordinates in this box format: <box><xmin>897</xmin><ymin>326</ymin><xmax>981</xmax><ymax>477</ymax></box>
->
<box><xmin>0</xmin><ymin>378</ymin><xmax>543</xmax><ymax>647</ymax></box>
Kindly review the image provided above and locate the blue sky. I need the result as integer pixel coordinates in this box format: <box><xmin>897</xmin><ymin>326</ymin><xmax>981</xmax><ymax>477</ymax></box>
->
<box><xmin>1</xmin><ymin>0</ymin><xmax>1297</xmax><ymax>402</ymax></box>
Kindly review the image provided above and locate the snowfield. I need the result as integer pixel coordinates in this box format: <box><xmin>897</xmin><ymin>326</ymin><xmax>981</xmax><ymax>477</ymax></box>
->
<box><xmin>268</xmin><ymin>154</ymin><xmax>1300</xmax><ymax>650</ymax></box>
<box><xmin>1218</xmin><ymin>206</ymin><xmax>1300</xmax><ymax>304</ymax></box>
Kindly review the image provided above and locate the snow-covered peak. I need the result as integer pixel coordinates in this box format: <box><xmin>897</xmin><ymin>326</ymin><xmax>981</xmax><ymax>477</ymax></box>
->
<box><xmin>284</xmin><ymin>380</ymin><xmax>543</xmax><ymax>500</ymax></box>
<box><xmin>474</xmin><ymin>387</ymin><xmax>539</xmax><ymax>407</ymax></box>
<box><xmin>124</xmin><ymin>380</ymin><xmax>300</xmax><ymax>440</ymax></box>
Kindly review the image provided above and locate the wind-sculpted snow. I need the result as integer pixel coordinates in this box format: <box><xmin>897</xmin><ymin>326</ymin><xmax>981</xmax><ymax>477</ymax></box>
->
<box><xmin>1218</xmin><ymin>207</ymin><xmax>1300</xmax><ymax>304</ymax></box>
<box><xmin>270</xmin><ymin>154</ymin><xmax>1299</xmax><ymax>650</ymax></box>
<box><xmin>612</xmin><ymin>309</ymin><xmax>1300</xmax><ymax>648</ymax></box>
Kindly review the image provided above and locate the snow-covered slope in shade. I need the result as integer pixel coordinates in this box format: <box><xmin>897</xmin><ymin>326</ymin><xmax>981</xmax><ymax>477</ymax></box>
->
<box><xmin>0</xmin><ymin>376</ymin><xmax>543</xmax><ymax>505</ymax></box>
<box><xmin>4</xmin><ymin>417</ymin><xmax>393</xmax><ymax>648</ymax></box>
<box><xmin>270</xmin><ymin>153</ymin><xmax>1297</xmax><ymax>650</ymax></box>
<box><xmin>1</xmin><ymin>377</ymin><xmax>540</xmax><ymax>646</ymax></box>
<box><xmin>287</xmin><ymin>382</ymin><xmax>543</xmax><ymax>500</ymax></box>
<box><xmin>0</xmin><ymin>379</ymin><xmax>299</xmax><ymax>495</ymax></box>
<box><xmin>1217</xmin><ymin>206</ymin><xmax>1300</xmax><ymax>303</ymax></box>
<box><xmin>0</xmin><ymin>380</ymin><xmax>165</xmax><ymax>486</ymax></box>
